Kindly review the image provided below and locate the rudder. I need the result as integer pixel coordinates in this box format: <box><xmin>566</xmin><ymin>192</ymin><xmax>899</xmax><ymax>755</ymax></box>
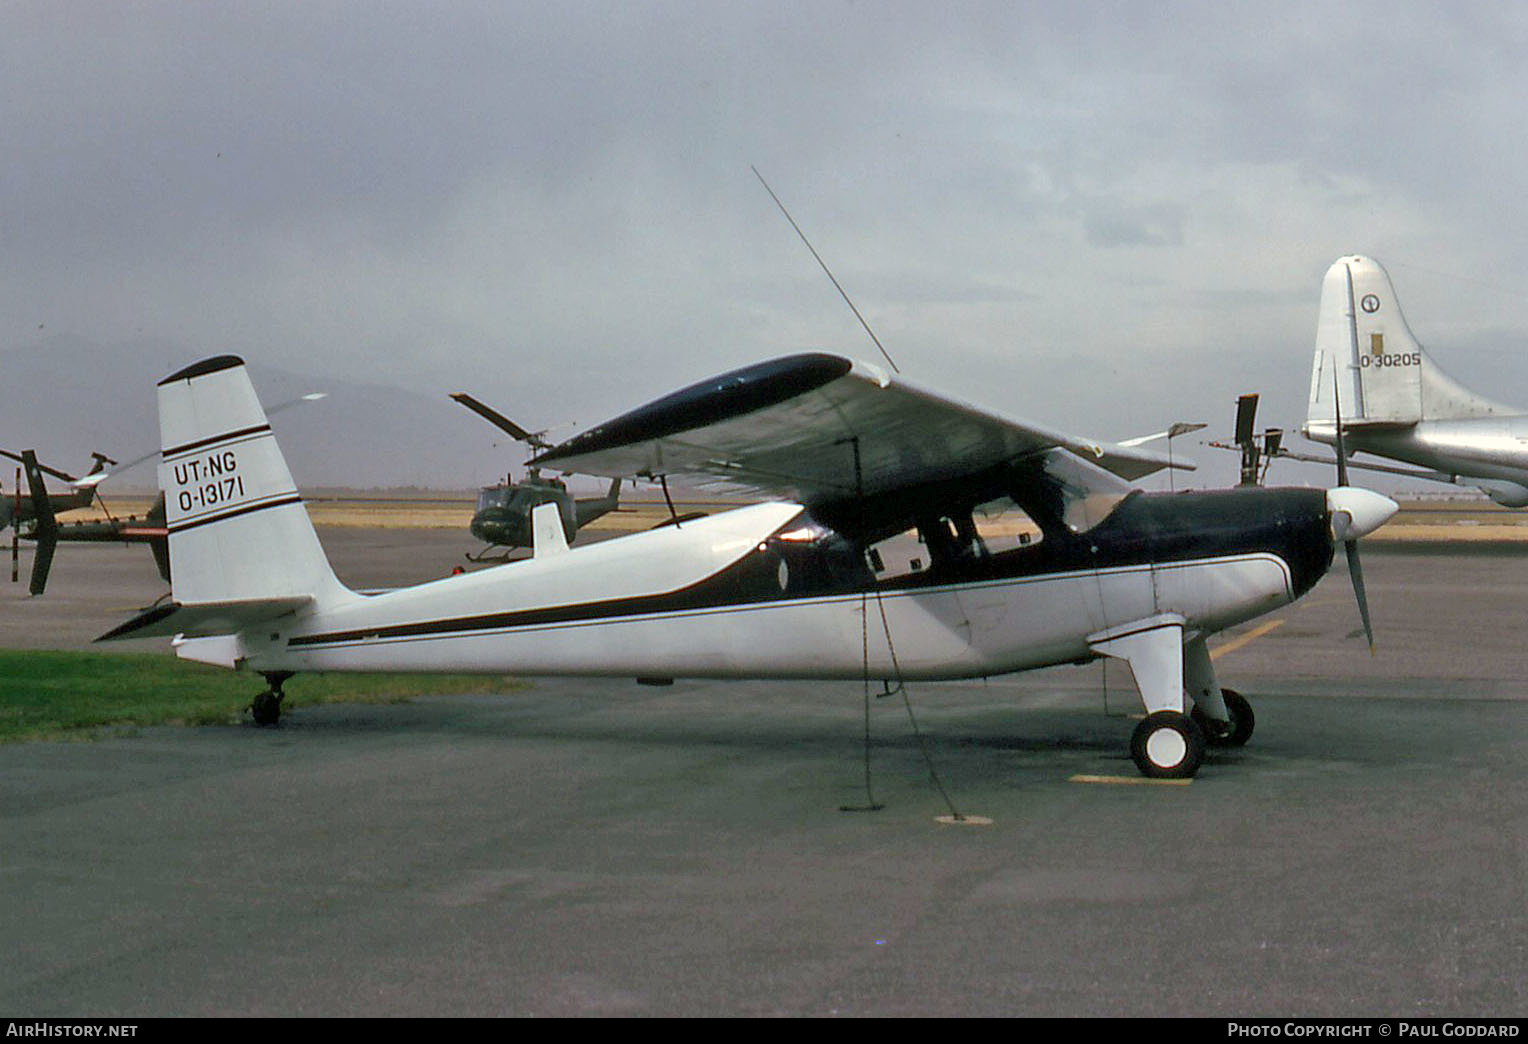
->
<box><xmin>158</xmin><ymin>356</ymin><xmax>348</xmax><ymax>608</ymax></box>
<box><xmin>1307</xmin><ymin>256</ymin><xmax>1515</xmax><ymax>433</ymax></box>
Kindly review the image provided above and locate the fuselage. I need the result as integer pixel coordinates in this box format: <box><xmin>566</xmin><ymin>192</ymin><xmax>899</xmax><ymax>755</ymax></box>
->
<box><xmin>1307</xmin><ymin>417</ymin><xmax>1528</xmax><ymax>504</ymax></box>
<box><xmin>202</xmin><ymin>487</ymin><xmax>1336</xmax><ymax>683</ymax></box>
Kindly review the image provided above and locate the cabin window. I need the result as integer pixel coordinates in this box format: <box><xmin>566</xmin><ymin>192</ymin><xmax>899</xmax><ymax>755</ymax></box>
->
<box><xmin>864</xmin><ymin>528</ymin><xmax>928</xmax><ymax>581</ymax></box>
<box><xmin>968</xmin><ymin>496</ymin><xmax>1044</xmax><ymax>552</ymax></box>
<box><xmin>862</xmin><ymin>498</ymin><xmax>1043</xmax><ymax>582</ymax></box>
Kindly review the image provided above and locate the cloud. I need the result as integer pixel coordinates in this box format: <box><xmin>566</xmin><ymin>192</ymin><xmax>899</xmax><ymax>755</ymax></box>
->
<box><xmin>5</xmin><ymin>2</ymin><xmax>1528</xmax><ymax>490</ymax></box>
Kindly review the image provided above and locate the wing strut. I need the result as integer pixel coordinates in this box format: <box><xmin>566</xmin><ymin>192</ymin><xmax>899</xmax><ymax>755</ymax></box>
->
<box><xmin>658</xmin><ymin>475</ymin><xmax>682</xmax><ymax>528</ymax></box>
<box><xmin>841</xmin><ymin>434</ymin><xmax>884</xmax><ymax>814</ymax></box>
<box><xmin>836</xmin><ymin>434</ymin><xmax>985</xmax><ymax>824</ymax></box>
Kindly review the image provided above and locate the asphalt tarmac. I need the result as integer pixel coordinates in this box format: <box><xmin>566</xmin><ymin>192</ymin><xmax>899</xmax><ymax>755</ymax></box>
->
<box><xmin>2</xmin><ymin>530</ymin><xmax>1526</xmax><ymax>1016</ymax></box>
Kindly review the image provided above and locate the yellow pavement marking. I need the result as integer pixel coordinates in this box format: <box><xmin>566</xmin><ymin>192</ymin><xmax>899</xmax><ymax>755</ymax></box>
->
<box><xmin>1069</xmin><ymin>775</ymin><xmax>1192</xmax><ymax>786</ymax></box>
<box><xmin>934</xmin><ymin>814</ymin><xmax>994</xmax><ymax>825</ymax></box>
<box><xmin>1208</xmin><ymin>618</ymin><xmax>1284</xmax><ymax>660</ymax></box>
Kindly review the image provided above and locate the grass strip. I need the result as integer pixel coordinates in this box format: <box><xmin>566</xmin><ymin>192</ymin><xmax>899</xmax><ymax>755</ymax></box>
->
<box><xmin>0</xmin><ymin>649</ymin><xmax>526</xmax><ymax>743</ymax></box>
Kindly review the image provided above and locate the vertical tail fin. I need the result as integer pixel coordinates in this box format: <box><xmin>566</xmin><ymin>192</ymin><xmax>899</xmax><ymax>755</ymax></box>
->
<box><xmin>158</xmin><ymin>356</ymin><xmax>348</xmax><ymax>608</ymax></box>
<box><xmin>1306</xmin><ymin>256</ymin><xmax>1515</xmax><ymax>437</ymax></box>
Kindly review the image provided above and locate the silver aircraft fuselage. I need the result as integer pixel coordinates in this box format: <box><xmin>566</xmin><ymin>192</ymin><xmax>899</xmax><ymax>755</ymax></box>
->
<box><xmin>1306</xmin><ymin>417</ymin><xmax>1528</xmax><ymax>505</ymax></box>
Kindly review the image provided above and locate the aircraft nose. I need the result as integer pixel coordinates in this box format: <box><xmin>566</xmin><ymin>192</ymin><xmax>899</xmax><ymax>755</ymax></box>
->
<box><xmin>1326</xmin><ymin>486</ymin><xmax>1399</xmax><ymax>542</ymax></box>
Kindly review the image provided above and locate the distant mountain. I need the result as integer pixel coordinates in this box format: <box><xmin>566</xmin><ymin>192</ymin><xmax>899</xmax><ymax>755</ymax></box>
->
<box><xmin>1</xmin><ymin>335</ymin><xmax>518</xmax><ymax>490</ymax></box>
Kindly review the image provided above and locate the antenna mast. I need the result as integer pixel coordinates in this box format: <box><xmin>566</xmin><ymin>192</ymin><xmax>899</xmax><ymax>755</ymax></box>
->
<box><xmin>751</xmin><ymin>166</ymin><xmax>901</xmax><ymax>375</ymax></box>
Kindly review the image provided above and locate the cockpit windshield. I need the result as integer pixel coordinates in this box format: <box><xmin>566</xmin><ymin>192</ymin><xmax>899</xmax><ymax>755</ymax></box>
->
<box><xmin>1033</xmin><ymin>449</ymin><xmax>1134</xmax><ymax>535</ymax></box>
<box><xmin>476</xmin><ymin>487</ymin><xmax>510</xmax><ymax>512</ymax></box>
<box><xmin>476</xmin><ymin>486</ymin><xmax>543</xmax><ymax>513</ymax></box>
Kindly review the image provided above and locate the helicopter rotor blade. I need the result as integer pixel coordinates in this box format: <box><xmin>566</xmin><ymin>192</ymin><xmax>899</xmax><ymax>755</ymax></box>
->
<box><xmin>72</xmin><ymin>390</ymin><xmax>329</xmax><ymax>487</ymax></box>
<box><xmin>450</xmin><ymin>393</ymin><xmax>549</xmax><ymax>449</ymax></box>
<box><xmin>0</xmin><ymin>449</ymin><xmax>77</xmax><ymax>484</ymax></box>
<box><xmin>20</xmin><ymin>451</ymin><xmax>58</xmax><ymax>596</ymax></box>
<box><xmin>1233</xmin><ymin>393</ymin><xmax>1259</xmax><ymax>447</ymax></box>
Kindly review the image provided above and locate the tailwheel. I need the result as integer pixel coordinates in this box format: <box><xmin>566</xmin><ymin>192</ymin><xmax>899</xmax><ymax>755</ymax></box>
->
<box><xmin>249</xmin><ymin>672</ymin><xmax>293</xmax><ymax>727</ymax></box>
<box><xmin>1130</xmin><ymin>711</ymin><xmax>1207</xmax><ymax>779</ymax></box>
<box><xmin>1191</xmin><ymin>688</ymin><xmax>1256</xmax><ymax>749</ymax></box>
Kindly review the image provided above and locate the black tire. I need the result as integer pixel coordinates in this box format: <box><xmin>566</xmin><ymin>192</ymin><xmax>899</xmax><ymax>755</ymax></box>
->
<box><xmin>1219</xmin><ymin>689</ymin><xmax>1254</xmax><ymax>747</ymax></box>
<box><xmin>250</xmin><ymin>690</ymin><xmax>281</xmax><ymax>727</ymax></box>
<box><xmin>1192</xmin><ymin>688</ymin><xmax>1255</xmax><ymax>748</ymax></box>
<box><xmin>1130</xmin><ymin>711</ymin><xmax>1206</xmax><ymax>779</ymax></box>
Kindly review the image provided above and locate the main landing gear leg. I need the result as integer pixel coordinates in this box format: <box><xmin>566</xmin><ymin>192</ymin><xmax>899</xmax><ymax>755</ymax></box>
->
<box><xmin>1184</xmin><ymin>637</ymin><xmax>1255</xmax><ymax>748</ymax></box>
<box><xmin>250</xmin><ymin>672</ymin><xmax>293</xmax><ymax>727</ymax></box>
<box><xmin>1089</xmin><ymin>613</ymin><xmax>1206</xmax><ymax>779</ymax></box>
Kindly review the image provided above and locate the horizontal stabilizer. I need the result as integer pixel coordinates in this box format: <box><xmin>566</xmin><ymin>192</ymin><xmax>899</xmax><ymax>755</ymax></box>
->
<box><xmin>96</xmin><ymin>596</ymin><xmax>311</xmax><ymax>642</ymax></box>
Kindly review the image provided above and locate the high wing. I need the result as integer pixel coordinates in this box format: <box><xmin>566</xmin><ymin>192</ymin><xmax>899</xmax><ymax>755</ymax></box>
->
<box><xmin>533</xmin><ymin>353</ymin><xmax>1193</xmax><ymax>540</ymax></box>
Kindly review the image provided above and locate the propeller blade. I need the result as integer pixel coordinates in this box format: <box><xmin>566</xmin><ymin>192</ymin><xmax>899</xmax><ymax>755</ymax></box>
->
<box><xmin>1333</xmin><ymin>392</ymin><xmax>1350</xmax><ymax>488</ymax></box>
<box><xmin>1325</xmin><ymin>488</ymin><xmax>1396</xmax><ymax>651</ymax></box>
<box><xmin>1333</xmin><ymin>275</ymin><xmax>1356</xmax><ymax>487</ymax></box>
<box><xmin>1328</xmin><ymin>353</ymin><xmax>1393</xmax><ymax>650</ymax></box>
<box><xmin>1346</xmin><ymin>539</ymin><xmax>1374</xmax><ymax>654</ymax></box>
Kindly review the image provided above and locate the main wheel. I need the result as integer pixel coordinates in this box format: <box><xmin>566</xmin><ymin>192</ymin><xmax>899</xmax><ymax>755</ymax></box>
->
<box><xmin>1130</xmin><ymin>711</ymin><xmax>1206</xmax><ymax>778</ymax></box>
<box><xmin>250</xmin><ymin>689</ymin><xmax>282</xmax><ymax>726</ymax></box>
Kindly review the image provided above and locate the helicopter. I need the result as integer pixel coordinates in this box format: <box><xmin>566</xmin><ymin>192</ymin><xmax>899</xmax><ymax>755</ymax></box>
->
<box><xmin>3</xmin><ymin>391</ymin><xmax>325</xmax><ymax>594</ymax></box>
<box><xmin>1</xmin><ymin>449</ymin><xmax>112</xmax><ymax>531</ymax></box>
<box><xmin>2</xmin><ymin>449</ymin><xmax>169</xmax><ymax>595</ymax></box>
<box><xmin>451</xmin><ymin>393</ymin><xmax>624</xmax><ymax>561</ymax></box>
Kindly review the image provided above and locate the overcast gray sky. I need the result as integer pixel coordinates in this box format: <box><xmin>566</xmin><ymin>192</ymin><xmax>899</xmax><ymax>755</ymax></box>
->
<box><xmin>7</xmin><ymin>1</ymin><xmax>1528</xmax><ymax>489</ymax></box>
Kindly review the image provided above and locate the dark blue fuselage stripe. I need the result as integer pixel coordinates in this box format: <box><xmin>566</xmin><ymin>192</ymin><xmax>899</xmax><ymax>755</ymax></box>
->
<box><xmin>168</xmin><ymin>494</ymin><xmax>303</xmax><ymax>535</ymax></box>
<box><xmin>162</xmin><ymin>424</ymin><xmax>271</xmax><ymax>460</ymax></box>
<box><xmin>287</xmin><ymin>552</ymin><xmax>1292</xmax><ymax>652</ymax></box>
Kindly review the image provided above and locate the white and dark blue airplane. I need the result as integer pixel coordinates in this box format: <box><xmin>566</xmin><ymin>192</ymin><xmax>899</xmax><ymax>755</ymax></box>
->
<box><xmin>1302</xmin><ymin>255</ymin><xmax>1528</xmax><ymax>506</ymax></box>
<box><xmin>101</xmin><ymin>354</ymin><xmax>1396</xmax><ymax>778</ymax></box>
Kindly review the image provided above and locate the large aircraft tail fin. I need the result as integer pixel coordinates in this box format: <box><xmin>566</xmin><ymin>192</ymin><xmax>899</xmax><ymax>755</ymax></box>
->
<box><xmin>155</xmin><ymin>356</ymin><xmax>350</xmax><ymax>611</ymax></box>
<box><xmin>1306</xmin><ymin>256</ymin><xmax>1514</xmax><ymax>437</ymax></box>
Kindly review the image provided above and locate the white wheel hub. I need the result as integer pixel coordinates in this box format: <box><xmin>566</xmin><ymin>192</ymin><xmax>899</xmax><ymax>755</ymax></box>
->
<box><xmin>1145</xmin><ymin>726</ymin><xmax>1188</xmax><ymax>769</ymax></box>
